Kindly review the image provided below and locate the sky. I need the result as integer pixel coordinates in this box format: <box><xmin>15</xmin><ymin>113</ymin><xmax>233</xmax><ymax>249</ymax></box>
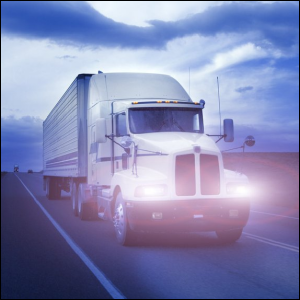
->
<box><xmin>1</xmin><ymin>1</ymin><xmax>299</xmax><ymax>172</ymax></box>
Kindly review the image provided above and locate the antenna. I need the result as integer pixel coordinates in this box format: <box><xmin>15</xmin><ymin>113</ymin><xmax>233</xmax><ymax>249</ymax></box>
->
<box><xmin>189</xmin><ymin>67</ymin><xmax>190</xmax><ymax>96</ymax></box>
<box><xmin>217</xmin><ymin>77</ymin><xmax>222</xmax><ymax>135</ymax></box>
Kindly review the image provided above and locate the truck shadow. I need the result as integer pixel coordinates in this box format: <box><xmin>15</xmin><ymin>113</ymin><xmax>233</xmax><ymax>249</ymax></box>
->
<box><xmin>128</xmin><ymin>232</ymin><xmax>233</xmax><ymax>248</ymax></box>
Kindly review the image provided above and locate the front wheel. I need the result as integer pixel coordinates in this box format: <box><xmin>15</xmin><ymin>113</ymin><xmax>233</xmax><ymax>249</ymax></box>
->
<box><xmin>216</xmin><ymin>228</ymin><xmax>243</xmax><ymax>243</ymax></box>
<box><xmin>113</xmin><ymin>192</ymin><xmax>135</xmax><ymax>246</ymax></box>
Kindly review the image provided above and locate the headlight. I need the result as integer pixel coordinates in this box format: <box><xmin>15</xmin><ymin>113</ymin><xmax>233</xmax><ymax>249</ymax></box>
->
<box><xmin>226</xmin><ymin>183</ymin><xmax>250</xmax><ymax>196</ymax></box>
<box><xmin>135</xmin><ymin>185</ymin><xmax>167</xmax><ymax>197</ymax></box>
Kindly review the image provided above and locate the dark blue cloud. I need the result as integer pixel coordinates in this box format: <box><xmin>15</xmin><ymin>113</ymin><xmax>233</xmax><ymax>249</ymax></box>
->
<box><xmin>1</xmin><ymin>1</ymin><xmax>157</xmax><ymax>48</ymax></box>
<box><xmin>1</xmin><ymin>116</ymin><xmax>43</xmax><ymax>172</ymax></box>
<box><xmin>168</xmin><ymin>1</ymin><xmax>299</xmax><ymax>49</ymax></box>
<box><xmin>1</xmin><ymin>1</ymin><xmax>298</xmax><ymax>50</ymax></box>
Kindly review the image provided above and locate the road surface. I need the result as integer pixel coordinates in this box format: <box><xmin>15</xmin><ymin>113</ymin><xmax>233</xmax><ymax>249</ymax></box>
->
<box><xmin>1</xmin><ymin>173</ymin><xmax>299</xmax><ymax>299</ymax></box>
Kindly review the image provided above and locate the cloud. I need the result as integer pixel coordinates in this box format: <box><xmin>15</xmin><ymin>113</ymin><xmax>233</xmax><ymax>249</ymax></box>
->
<box><xmin>1</xmin><ymin>1</ymin><xmax>298</xmax><ymax>50</ymax></box>
<box><xmin>56</xmin><ymin>55</ymin><xmax>77</xmax><ymax>60</ymax></box>
<box><xmin>235</xmin><ymin>86</ymin><xmax>253</xmax><ymax>93</ymax></box>
<box><xmin>1</xmin><ymin>116</ymin><xmax>43</xmax><ymax>172</ymax></box>
<box><xmin>199</xmin><ymin>43</ymin><xmax>270</xmax><ymax>75</ymax></box>
<box><xmin>87</xmin><ymin>2</ymin><xmax>215</xmax><ymax>27</ymax></box>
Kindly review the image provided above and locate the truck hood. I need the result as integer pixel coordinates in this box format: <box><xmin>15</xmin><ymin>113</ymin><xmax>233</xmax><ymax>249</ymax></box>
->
<box><xmin>132</xmin><ymin>132</ymin><xmax>219</xmax><ymax>154</ymax></box>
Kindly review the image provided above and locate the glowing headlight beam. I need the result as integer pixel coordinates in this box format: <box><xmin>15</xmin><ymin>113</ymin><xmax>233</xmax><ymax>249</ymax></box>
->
<box><xmin>226</xmin><ymin>183</ymin><xmax>250</xmax><ymax>196</ymax></box>
<box><xmin>135</xmin><ymin>185</ymin><xmax>167</xmax><ymax>197</ymax></box>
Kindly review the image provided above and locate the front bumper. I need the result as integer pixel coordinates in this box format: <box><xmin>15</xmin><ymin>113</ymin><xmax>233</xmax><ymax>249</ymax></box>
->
<box><xmin>125</xmin><ymin>198</ymin><xmax>250</xmax><ymax>233</ymax></box>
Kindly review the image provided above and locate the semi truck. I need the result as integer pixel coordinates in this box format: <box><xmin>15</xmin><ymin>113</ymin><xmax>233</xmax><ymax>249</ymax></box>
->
<box><xmin>14</xmin><ymin>164</ymin><xmax>19</xmax><ymax>172</ymax></box>
<box><xmin>43</xmin><ymin>72</ymin><xmax>250</xmax><ymax>245</ymax></box>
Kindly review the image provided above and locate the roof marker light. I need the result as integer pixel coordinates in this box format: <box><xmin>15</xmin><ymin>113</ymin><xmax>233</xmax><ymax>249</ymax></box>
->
<box><xmin>130</xmin><ymin>100</ymin><xmax>205</xmax><ymax>108</ymax></box>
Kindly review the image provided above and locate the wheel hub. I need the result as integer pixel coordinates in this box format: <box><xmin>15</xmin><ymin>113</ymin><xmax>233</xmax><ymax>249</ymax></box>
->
<box><xmin>113</xmin><ymin>203</ymin><xmax>124</xmax><ymax>236</ymax></box>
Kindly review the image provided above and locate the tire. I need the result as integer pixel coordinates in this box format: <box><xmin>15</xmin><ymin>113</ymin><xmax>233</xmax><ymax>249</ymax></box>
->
<box><xmin>216</xmin><ymin>228</ymin><xmax>243</xmax><ymax>243</ymax></box>
<box><xmin>46</xmin><ymin>177</ymin><xmax>58</xmax><ymax>200</ymax></box>
<box><xmin>45</xmin><ymin>178</ymin><xmax>50</xmax><ymax>198</ymax></box>
<box><xmin>71</xmin><ymin>182</ymin><xmax>78</xmax><ymax>216</ymax></box>
<box><xmin>78</xmin><ymin>183</ymin><xmax>88</xmax><ymax>220</ymax></box>
<box><xmin>113</xmin><ymin>192</ymin><xmax>135</xmax><ymax>246</ymax></box>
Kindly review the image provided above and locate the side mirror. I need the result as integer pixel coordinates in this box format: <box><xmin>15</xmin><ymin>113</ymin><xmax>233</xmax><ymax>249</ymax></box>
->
<box><xmin>245</xmin><ymin>135</ymin><xmax>255</xmax><ymax>147</ymax></box>
<box><xmin>96</xmin><ymin>118</ymin><xmax>107</xmax><ymax>143</ymax></box>
<box><xmin>116</xmin><ymin>112</ymin><xmax>128</xmax><ymax>137</ymax></box>
<box><xmin>223</xmin><ymin>119</ymin><xmax>234</xmax><ymax>142</ymax></box>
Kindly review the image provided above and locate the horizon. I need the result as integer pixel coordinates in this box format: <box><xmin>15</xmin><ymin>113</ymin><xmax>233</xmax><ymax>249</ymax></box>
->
<box><xmin>2</xmin><ymin>152</ymin><xmax>299</xmax><ymax>173</ymax></box>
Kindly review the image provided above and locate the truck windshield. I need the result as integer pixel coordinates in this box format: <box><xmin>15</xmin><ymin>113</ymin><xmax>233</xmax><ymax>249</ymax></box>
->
<box><xmin>129</xmin><ymin>107</ymin><xmax>204</xmax><ymax>134</ymax></box>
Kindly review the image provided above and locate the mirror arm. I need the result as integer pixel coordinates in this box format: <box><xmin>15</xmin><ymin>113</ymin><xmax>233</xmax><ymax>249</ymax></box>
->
<box><xmin>206</xmin><ymin>134</ymin><xmax>225</xmax><ymax>143</ymax></box>
<box><xmin>106</xmin><ymin>135</ymin><xmax>131</xmax><ymax>154</ymax></box>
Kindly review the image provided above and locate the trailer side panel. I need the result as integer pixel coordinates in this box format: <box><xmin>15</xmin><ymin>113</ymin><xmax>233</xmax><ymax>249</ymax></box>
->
<box><xmin>43</xmin><ymin>74</ymin><xmax>92</xmax><ymax>178</ymax></box>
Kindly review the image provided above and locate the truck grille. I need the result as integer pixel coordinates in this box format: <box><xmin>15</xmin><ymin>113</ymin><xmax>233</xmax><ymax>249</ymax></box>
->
<box><xmin>175</xmin><ymin>154</ymin><xmax>220</xmax><ymax>196</ymax></box>
<box><xmin>200</xmin><ymin>154</ymin><xmax>220</xmax><ymax>195</ymax></box>
<box><xmin>175</xmin><ymin>154</ymin><xmax>196</xmax><ymax>196</ymax></box>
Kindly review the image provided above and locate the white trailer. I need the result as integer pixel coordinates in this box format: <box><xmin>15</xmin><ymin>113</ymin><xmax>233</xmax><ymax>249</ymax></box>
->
<box><xmin>43</xmin><ymin>72</ymin><xmax>250</xmax><ymax>245</ymax></box>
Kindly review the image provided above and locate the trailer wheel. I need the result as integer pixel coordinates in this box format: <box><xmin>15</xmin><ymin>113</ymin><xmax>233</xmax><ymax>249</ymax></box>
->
<box><xmin>113</xmin><ymin>192</ymin><xmax>135</xmax><ymax>246</ymax></box>
<box><xmin>216</xmin><ymin>228</ymin><xmax>243</xmax><ymax>243</ymax></box>
<box><xmin>78</xmin><ymin>184</ymin><xmax>88</xmax><ymax>220</ymax></box>
<box><xmin>71</xmin><ymin>182</ymin><xmax>78</xmax><ymax>216</ymax></box>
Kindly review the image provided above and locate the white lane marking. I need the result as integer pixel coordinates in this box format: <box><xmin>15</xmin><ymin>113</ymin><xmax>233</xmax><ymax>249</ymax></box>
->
<box><xmin>251</xmin><ymin>210</ymin><xmax>299</xmax><ymax>220</ymax></box>
<box><xmin>16</xmin><ymin>175</ymin><xmax>126</xmax><ymax>299</ymax></box>
<box><xmin>243</xmin><ymin>232</ymin><xmax>299</xmax><ymax>253</ymax></box>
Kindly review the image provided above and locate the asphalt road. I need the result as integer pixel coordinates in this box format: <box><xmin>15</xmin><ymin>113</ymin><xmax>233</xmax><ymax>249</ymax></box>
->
<box><xmin>1</xmin><ymin>173</ymin><xmax>299</xmax><ymax>299</ymax></box>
